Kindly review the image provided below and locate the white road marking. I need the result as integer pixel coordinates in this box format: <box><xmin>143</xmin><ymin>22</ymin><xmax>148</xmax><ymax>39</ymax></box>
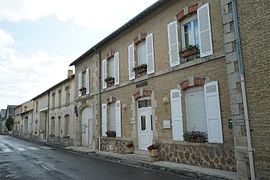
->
<box><xmin>15</xmin><ymin>147</ymin><xmax>25</xmax><ymax>151</ymax></box>
<box><xmin>27</xmin><ymin>147</ymin><xmax>39</xmax><ymax>150</ymax></box>
<box><xmin>39</xmin><ymin>146</ymin><xmax>52</xmax><ymax>150</ymax></box>
<box><xmin>2</xmin><ymin>148</ymin><xmax>13</xmax><ymax>153</ymax></box>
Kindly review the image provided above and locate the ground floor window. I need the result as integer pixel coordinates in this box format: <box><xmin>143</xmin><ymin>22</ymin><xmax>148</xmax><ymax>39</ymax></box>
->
<box><xmin>64</xmin><ymin>114</ymin><xmax>70</xmax><ymax>136</ymax></box>
<box><xmin>51</xmin><ymin>117</ymin><xmax>55</xmax><ymax>135</ymax></box>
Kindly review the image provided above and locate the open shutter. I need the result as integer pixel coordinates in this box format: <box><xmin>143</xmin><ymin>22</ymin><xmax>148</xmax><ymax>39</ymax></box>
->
<box><xmin>115</xmin><ymin>100</ymin><xmax>121</xmax><ymax>137</ymax></box>
<box><xmin>128</xmin><ymin>44</ymin><xmax>135</xmax><ymax>80</ymax></box>
<box><xmin>102</xmin><ymin>59</ymin><xmax>107</xmax><ymax>89</ymax></box>
<box><xmin>102</xmin><ymin>104</ymin><xmax>107</xmax><ymax>136</ymax></box>
<box><xmin>78</xmin><ymin>72</ymin><xmax>82</xmax><ymax>97</ymax></box>
<box><xmin>170</xmin><ymin>89</ymin><xmax>184</xmax><ymax>141</ymax></box>
<box><xmin>114</xmin><ymin>52</ymin><xmax>120</xmax><ymax>85</ymax></box>
<box><xmin>146</xmin><ymin>33</ymin><xmax>155</xmax><ymax>74</ymax></box>
<box><xmin>167</xmin><ymin>21</ymin><xmax>180</xmax><ymax>67</ymax></box>
<box><xmin>86</xmin><ymin>68</ymin><xmax>90</xmax><ymax>94</ymax></box>
<box><xmin>204</xmin><ymin>81</ymin><xmax>223</xmax><ymax>143</ymax></box>
<box><xmin>198</xmin><ymin>3</ymin><xmax>213</xmax><ymax>57</ymax></box>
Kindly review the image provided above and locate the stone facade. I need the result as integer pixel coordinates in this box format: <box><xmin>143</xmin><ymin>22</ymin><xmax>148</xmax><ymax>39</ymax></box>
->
<box><xmin>159</xmin><ymin>142</ymin><xmax>235</xmax><ymax>171</ymax></box>
<box><xmin>100</xmin><ymin>137</ymin><xmax>134</xmax><ymax>154</ymax></box>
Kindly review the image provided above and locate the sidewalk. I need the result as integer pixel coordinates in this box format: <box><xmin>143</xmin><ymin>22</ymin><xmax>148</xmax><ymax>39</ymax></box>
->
<box><xmin>10</xmin><ymin>135</ymin><xmax>238</xmax><ymax>180</ymax></box>
<box><xmin>66</xmin><ymin>146</ymin><xmax>238</xmax><ymax>180</ymax></box>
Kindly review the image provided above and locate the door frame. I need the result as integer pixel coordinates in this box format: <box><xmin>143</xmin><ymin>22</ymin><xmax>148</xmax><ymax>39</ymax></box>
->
<box><xmin>81</xmin><ymin>107</ymin><xmax>93</xmax><ymax>147</ymax></box>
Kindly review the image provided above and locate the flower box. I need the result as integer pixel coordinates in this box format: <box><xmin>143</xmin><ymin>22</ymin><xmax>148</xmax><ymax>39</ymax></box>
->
<box><xmin>126</xmin><ymin>142</ymin><xmax>134</xmax><ymax>154</ymax></box>
<box><xmin>106</xmin><ymin>130</ymin><xmax>116</xmax><ymax>137</ymax></box>
<box><xmin>147</xmin><ymin>144</ymin><xmax>159</xmax><ymax>157</ymax></box>
<box><xmin>105</xmin><ymin>77</ymin><xmax>115</xmax><ymax>87</ymax></box>
<box><xmin>133</xmin><ymin>64</ymin><xmax>147</xmax><ymax>77</ymax></box>
<box><xmin>79</xmin><ymin>87</ymin><xmax>86</xmax><ymax>95</ymax></box>
<box><xmin>184</xmin><ymin>131</ymin><xmax>207</xmax><ymax>143</ymax></box>
<box><xmin>181</xmin><ymin>45</ymin><xmax>199</xmax><ymax>58</ymax></box>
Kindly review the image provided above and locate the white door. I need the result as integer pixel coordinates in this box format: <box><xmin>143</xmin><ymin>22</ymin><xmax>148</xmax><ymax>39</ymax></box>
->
<box><xmin>81</xmin><ymin>107</ymin><xmax>92</xmax><ymax>146</ymax></box>
<box><xmin>186</xmin><ymin>88</ymin><xmax>207</xmax><ymax>132</ymax></box>
<box><xmin>138</xmin><ymin>107</ymin><xmax>153</xmax><ymax>150</ymax></box>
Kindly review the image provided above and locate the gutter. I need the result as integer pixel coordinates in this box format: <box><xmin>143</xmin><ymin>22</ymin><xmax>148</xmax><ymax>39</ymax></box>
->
<box><xmin>232</xmin><ymin>0</ymin><xmax>255</xmax><ymax>179</ymax></box>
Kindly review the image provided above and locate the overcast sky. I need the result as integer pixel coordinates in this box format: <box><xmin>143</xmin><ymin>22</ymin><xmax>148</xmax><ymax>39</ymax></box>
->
<box><xmin>0</xmin><ymin>0</ymin><xmax>158</xmax><ymax>109</ymax></box>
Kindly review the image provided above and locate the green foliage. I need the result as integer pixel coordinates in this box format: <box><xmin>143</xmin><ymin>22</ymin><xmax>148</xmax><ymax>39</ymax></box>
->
<box><xmin>5</xmin><ymin>116</ymin><xmax>14</xmax><ymax>131</ymax></box>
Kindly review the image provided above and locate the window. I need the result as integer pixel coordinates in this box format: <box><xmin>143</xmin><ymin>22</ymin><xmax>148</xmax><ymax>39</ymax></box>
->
<box><xmin>35</xmin><ymin>101</ymin><xmax>38</xmax><ymax>113</ymax></box>
<box><xmin>58</xmin><ymin>116</ymin><xmax>61</xmax><ymax>137</ymax></box>
<box><xmin>181</xmin><ymin>16</ymin><xmax>199</xmax><ymax>49</ymax></box>
<box><xmin>78</xmin><ymin>68</ymin><xmax>90</xmax><ymax>96</ymax></box>
<box><xmin>102</xmin><ymin>52</ymin><xmax>119</xmax><ymax>89</ymax></box>
<box><xmin>167</xmin><ymin>3</ymin><xmax>213</xmax><ymax>67</ymax></box>
<box><xmin>51</xmin><ymin>117</ymin><xmax>55</xmax><ymax>135</ymax></box>
<box><xmin>128</xmin><ymin>33</ymin><xmax>155</xmax><ymax>80</ymax></box>
<box><xmin>51</xmin><ymin>93</ymin><xmax>55</xmax><ymax>108</ymax></box>
<box><xmin>64</xmin><ymin>115</ymin><xmax>70</xmax><ymax>136</ymax></box>
<box><xmin>141</xmin><ymin>116</ymin><xmax>146</xmax><ymax>130</ymax></box>
<box><xmin>138</xmin><ymin>99</ymin><xmax>151</xmax><ymax>108</ymax></box>
<box><xmin>101</xmin><ymin>100</ymin><xmax>122</xmax><ymax>137</ymax></box>
<box><xmin>137</xmin><ymin>41</ymin><xmax>147</xmax><ymax>65</ymax></box>
<box><xmin>58</xmin><ymin>90</ymin><xmax>62</xmax><ymax>107</ymax></box>
<box><xmin>65</xmin><ymin>86</ymin><xmax>70</xmax><ymax>105</ymax></box>
<box><xmin>170</xmin><ymin>81</ymin><xmax>223</xmax><ymax>143</ymax></box>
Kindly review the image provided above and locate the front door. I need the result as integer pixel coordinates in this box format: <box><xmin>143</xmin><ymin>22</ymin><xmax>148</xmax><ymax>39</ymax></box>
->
<box><xmin>81</xmin><ymin>107</ymin><xmax>92</xmax><ymax>146</ymax></box>
<box><xmin>138</xmin><ymin>107</ymin><xmax>153</xmax><ymax>150</ymax></box>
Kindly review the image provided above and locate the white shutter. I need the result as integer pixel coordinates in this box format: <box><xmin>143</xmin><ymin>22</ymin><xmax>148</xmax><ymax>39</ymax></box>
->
<box><xmin>167</xmin><ymin>21</ymin><xmax>180</xmax><ymax>67</ymax></box>
<box><xmin>198</xmin><ymin>3</ymin><xmax>213</xmax><ymax>57</ymax></box>
<box><xmin>114</xmin><ymin>52</ymin><xmax>120</xmax><ymax>85</ymax></box>
<box><xmin>102</xmin><ymin>104</ymin><xmax>107</xmax><ymax>136</ymax></box>
<box><xmin>115</xmin><ymin>100</ymin><xmax>121</xmax><ymax>137</ymax></box>
<box><xmin>146</xmin><ymin>33</ymin><xmax>155</xmax><ymax>74</ymax></box>
<box><xmin>170</xmin><ymin>89</ymin><xmax>184</xmax><ymax>141</ymax></box>
<box><xmin>128</xmin><ymin>44</ymin><xmax>135</xmax><ymax>80</ymax></box>
<box><xmin>204</xmin><ymin>81</ymin><xmax>223</xmax><ymax>143</ymax></box>
<box><xmin>86</xmin><ymin>68</ymin><xmax>90</xmax><ymax>94</ymax></box>
<box><xmin>102</xmin><ymin>59</ymin><xmax>107</xmax><ymax>89</ymax></box>
<box><xmin>78</xmin><ymin>72</ymin><xmax>82</xmax><ymax>97</ymax></box>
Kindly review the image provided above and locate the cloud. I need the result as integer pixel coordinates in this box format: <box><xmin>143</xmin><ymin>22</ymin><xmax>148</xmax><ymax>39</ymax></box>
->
<box><xmin>0</xmin><ymin>0</ymin><xmax>158</xmax><ymax>29</ymax></box>
<box><xmin>0</xmin><ymin>28</ymin><xmax>75</xmax><ymax>109</ymax></box>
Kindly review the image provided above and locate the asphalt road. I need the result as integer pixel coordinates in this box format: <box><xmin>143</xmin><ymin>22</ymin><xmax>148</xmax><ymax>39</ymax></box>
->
<box><xmin>0</xmin><ymin>135</ymin><xmax>192</xmax><ymax>180</ymax></box>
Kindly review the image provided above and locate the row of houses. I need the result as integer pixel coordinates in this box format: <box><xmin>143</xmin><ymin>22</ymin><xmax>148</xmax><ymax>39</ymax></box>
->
<box><xmin>11</xmin><ymin>0</ymin><xmax>269</xmax><ymax>179</ymax></box>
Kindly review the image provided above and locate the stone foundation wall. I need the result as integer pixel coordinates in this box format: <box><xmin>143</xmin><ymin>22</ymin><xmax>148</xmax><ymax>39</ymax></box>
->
<box><xmin>158</xmin><ymin>142</ymin><xmax>236</xmax><ymax>171</ymax></box>
<box><xmin>49</xmin><ymin>136</ymin><xmax>73</xmax><ymax>146</ymax></box>
<box><xmin>100</xmin><ymin>137</ymin><xmax>134</xmax><ymax>154</ymax></box>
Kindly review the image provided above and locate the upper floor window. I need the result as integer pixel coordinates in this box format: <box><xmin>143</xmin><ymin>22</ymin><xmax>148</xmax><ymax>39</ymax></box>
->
<box><xmin>58</xmin><ymin>90</ymin><xmax>62</xmax><ymax>107</ymax></box>
<box><xmin>128</xmin><ymin>33</ymin><xmax>155</xmax><ymax>80</ymax></box>
<box><xmin>78</xmin><ymin>68</ymin><xmax>90</xmax><ymax>97</ymax></box>
<box><xmin>52</xmin><ymin>93</ymin><xmax>55</xmax><ymax>108</ymax></box>
<box><xmin>65</xmin><ymin>86</ymin><xmax>70</xmax><ymax>105</ymax></box>
<box><xmin>102</xmin><ymin>52</ymin><xmax>119</xmax><ymax>89</ymax></box>
<box><xmin>167</xmin><ymin>3</ymin><xmax>213</xmax><ymax>67</ymax></box>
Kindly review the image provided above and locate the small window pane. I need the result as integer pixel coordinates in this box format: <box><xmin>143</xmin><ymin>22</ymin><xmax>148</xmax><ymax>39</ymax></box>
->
<box><xmin>151</xmin><ymin>115</ymin><xmax>153</xmax><ymax>131</ymax></box>
<box><xmin>137</xmin><ymin>41</ymin><xmax>147</xmax><ymax>65</ymax></box>
<box><xmin>141</xmin><ymin>116</ymin><xmax>146</xmax><ymax>130</ymax></box>
<box><xmin>138</xmin><ymin>100</ymin><xmax>151</xmax><ymax>108</ymax></box>
<box><xmin>108</xmin><ymin>57</ymin><xmax>115</xmax><ymax>78</ymax></box>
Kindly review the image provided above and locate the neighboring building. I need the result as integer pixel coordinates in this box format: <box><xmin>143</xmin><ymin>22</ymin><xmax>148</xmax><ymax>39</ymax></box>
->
<box><xmin>70</xmin><ymin>52</ymin><xmax>100</xmax><ymax>148</ymax></box>
<box><xmin>70</xmin><ymin>0</ymin><xmax>238</xmax><ymax>176</ymax></box>
<box><xmin>48</xmin><ymin>70</ymin><xmax>76</xmax><ymax>146</ymax></box>
<box><xmin>14</xmin><ymin>105</ymin><xmax>22</xmax><ymax>135</ymax></box>
<box><xmin>0</xmin><ymin>109</ymin><xmax>7</xmax><ymax>134</ymax></box>
<box><xmin>236</xmin><ymin>0</ymin><xmax>270</xmax><ymax>179</ymax></box>
<box><xmin>19</xmin><ymin>101</ymin><xmax>34</xmax><ymax>137</ymax></box>
<box><xmin>32</xmin><ymin>91</ymin><xmax>49</xmax><ymax>141</ymax></box>
<box><xmin>0</xmin><ymin>105</ymin><xmax>16</xmax><ymax>133</ymax></box>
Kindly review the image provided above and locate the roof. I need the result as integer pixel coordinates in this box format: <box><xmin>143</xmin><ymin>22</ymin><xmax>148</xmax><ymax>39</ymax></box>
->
<box><xmin>69</xmin><ymin>0</ymin><xmax>167</xmax><ymax>66</ymax></box>
<box><xmin>32</xmin><ymin>74</ymin><xmax>75</xmax><ymax>100</ymax></box>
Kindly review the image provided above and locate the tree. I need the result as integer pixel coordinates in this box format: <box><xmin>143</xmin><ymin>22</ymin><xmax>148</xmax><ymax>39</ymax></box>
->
<box><xmin>5</xmin><ymin>116</ymin><xmax>14</xmax><ymax>131</ymax></box>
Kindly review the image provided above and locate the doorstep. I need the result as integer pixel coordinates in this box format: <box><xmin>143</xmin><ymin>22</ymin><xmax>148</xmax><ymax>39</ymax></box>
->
<box><xmin>65</xmin><ymin>146</ymin><xmax>95</xmax><ymax>155</ymax></box>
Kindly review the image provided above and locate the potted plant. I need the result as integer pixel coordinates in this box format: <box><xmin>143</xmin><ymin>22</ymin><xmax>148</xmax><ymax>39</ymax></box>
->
<box><xmin>105</xmin><ymin>77</ymin><xmax>115</xmax><ymax>87</ymax></box>
<box><xmin>50</xmin><ymin>134</ymin><xmax>55</xmax><ymax>137</ymax></box>
<box><xmin>106</xmin><ymin>130</ymin><xmax>116</xmax><ymax>137</ymax></box>
<box><xmin>63</xmin><ymin>135</ymin><xmax>70</xmax><ymax>139</ymax></box>
<box><xmin>126</xmin><ymin>142</ymin><xmax>134</xmax><ymax>154</ymax></box>
<box><xmin>184</xmin><ymin>131</ymin><xmax>207</xmax><ymax>143</ymax></box>
<box><xmin>147</xmin><ymin>144</ymin><xmax>159</xmax><ymax>157</ymax></box>
<box><xmin>133</xmin><ymin>64</ymin><xmax>147</xmax><ymax>77</ymax></box>
<box><xmin>181</xmin><ymin>45</ymin><xmax>199</xmax><ymax>58</ymax></box>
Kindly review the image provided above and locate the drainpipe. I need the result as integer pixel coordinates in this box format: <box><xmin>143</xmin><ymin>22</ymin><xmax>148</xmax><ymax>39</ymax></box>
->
<box><xmin>232</xmin><ymin>0</ymin><xmax>255</xmax><ymax>179</ymax></box>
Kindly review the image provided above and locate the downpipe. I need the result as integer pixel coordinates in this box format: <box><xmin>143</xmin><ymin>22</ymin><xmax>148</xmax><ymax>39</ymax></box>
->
<box><xmin>232</xmin><ymin>0</ymin><xmax>255</xmax><ymax>179</ymax></box>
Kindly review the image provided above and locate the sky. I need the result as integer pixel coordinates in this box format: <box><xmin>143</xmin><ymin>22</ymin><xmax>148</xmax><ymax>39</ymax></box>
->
<box><xmin>0</xmin><ymin>0</ymin><xmax>158</xmax><ymax>110</ymax></box>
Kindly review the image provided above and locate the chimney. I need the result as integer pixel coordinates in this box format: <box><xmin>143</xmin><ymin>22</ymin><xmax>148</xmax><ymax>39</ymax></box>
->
<box><xmin>67</xmin><ymin>70</ymin><xmax>73</xmax><ymax>78</ymax></box>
